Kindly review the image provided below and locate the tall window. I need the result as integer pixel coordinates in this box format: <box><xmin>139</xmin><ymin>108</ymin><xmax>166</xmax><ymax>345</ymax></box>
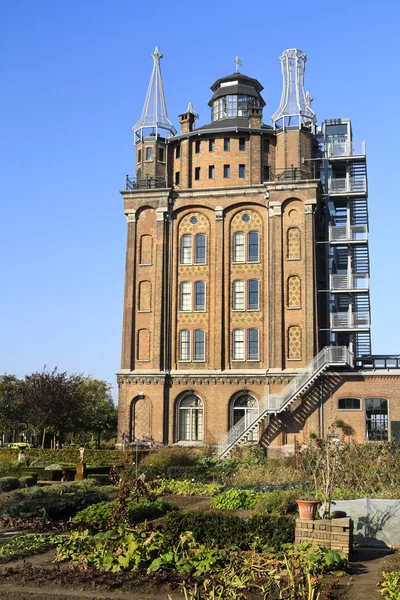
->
<box><xmin>145</xmin><ymin>147</ymin><xmax>152</xmax><ymax>160</ymax></box>
<box><xmin>233</xmin><ymin>232</ymin><xmax>245</xmax><ymax>262</ymax></box>
<box><xmin>366</xmin><ymin>398</ymin><xmax>388</xmax><ymax>441</ymax></box>
<box><xmin>195</xmin><ymin>234</ymin><xmax>206</xmax><ymax>264</ymax></box>
<box><xmin>179</xmin><ymin>330</ymin><xmax>190</xmax><ymax>361</ymax></box>
<box><xmin>248</xmin><ymin>232</ymin><xmax>259</xmax><ymax>262</ymax></box>
<box><xmin>194</xmin><ymin>330</ymin><xmax>205</xmax><ymax>361</ymax></box>
<box><xmin>195</xmin><ymin>167</ymin><xmax>200</xmax><ymax>180</ymax></box>
<box><xmin>194</xmin><ymin>281</ymin><xmax>206</xmax><ymax>311</ymax></box>
<box><xmin>248</xmin><ymin>328</ymin><xmax>259</xmax><ymax>360</ymax></box>
<box><xmin>263</xmin><ymin>165</ymin><xmax>270</xmax><ymax>181</ymax></box>
<box><xmin>137</xmin><ymin>149</ymin><xmax>142</xmax><ymax>163</ymax></box>
<box><xmin>233</xmin><ymin>329</ymin><xmax>245</xmax><ymax>360</ymax></box>
<box><xmin>224</xmin><ymin>138</ymin><xmax>230</xmax><ymax>151</ymax></box>
<box><xmin>180</xmin><ymin>235</ymin><xmax>192</xmax><ymax>264</ymax></box>
<box><xmin>233</xmin><ymin>280</ymin><xmax>245</xmax><ymax>310</ymax></box>
<box><xmin>232</xmin><ymin>394</ymin><xmax>258</xmax><ymax>441</ymax></box>
<box><xmin>248</xmin><ymin>280</ymin><xmax>259</xmax><ymax>310</ymax></box>
<box><xmin>178</xmin><ymin>395</ymin><xmax>203</xmax><ymax>442</ymax></box>
<box><xmin>209</xmin><ymin>138</ymin><xmax>215</xmax><ymax>152</ymax></box>
<box><xmin>176</xmin><ymin>145</ymin><xmax>181</xmax><ymax>158</ymax></box>
<box><xmin>239</xmin><ymin>137</ymin><xmax>246</xmax><ymax>151</ymax></box>
<box><xmin>263</xmin><ymin>139</ymin><xmax>270</xmax><ymax>152</ymax></box>
<box><xmin>208</xmin><ymin>165</ymin><xmax>215</xmax><ymax>179</ymax></box>
<box><xmin>223</xmin><ymin>164</ymin><xmax>230</xmax><ymax>178</ymax></box>
<box><xmin>239</xmin><ymin>164</ymin><xmax>246</xmax><ymax>178</ymax></box>
<box><xmin>180</xmin><ymin>281</ymin><xmax>192</xmax><ymax>311</ymax></box>
<box><xmin>195</xmin><ymin>140</ymin><xmax>201</xmax><ymax>153</ymax></box>
<box><xmin>158</xmin><ymin>147</ymin><xmax>165</xmax><ymax>162</ymax></box>
<box><xmin>175</xmin><ymin>171</ymin><xmax>180</xmax><ymax>185</ymax></box>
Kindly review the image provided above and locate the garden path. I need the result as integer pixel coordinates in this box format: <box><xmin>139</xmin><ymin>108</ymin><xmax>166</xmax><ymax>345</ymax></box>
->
<box><xmin>345</xmin><ymin>547</ymin><xmax>400</xmax><ymax>599</ymax></box>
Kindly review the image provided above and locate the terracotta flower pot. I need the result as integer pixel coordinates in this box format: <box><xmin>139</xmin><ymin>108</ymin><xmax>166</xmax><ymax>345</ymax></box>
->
<box><xmin>296</xmin><ymin>499</ymin><xmax>319</xmax><ymax>520</ymax></box>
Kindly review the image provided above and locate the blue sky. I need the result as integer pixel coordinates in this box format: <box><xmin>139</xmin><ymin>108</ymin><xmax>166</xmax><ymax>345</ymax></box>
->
<box><xmin>1</xmin><ymin>1</ymin><xmax>399</xmax><ymax>399</ymax></box>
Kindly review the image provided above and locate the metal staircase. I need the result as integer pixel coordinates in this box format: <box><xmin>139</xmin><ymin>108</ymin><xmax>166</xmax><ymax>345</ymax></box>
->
<box><xmin>217</xmin><ymin>346</ymin><xmax>353</xmax><ymax>458</ymax></box>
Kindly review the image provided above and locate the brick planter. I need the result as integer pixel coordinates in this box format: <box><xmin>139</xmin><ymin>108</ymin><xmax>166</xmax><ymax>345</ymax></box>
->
<box><xmin>295</xmin><ymin>517</ymin><xmax>353</xmax><ymax>556</ymax></box>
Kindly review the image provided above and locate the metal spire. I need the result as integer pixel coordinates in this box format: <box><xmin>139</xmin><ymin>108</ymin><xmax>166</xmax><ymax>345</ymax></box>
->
<box><xmin>133</xmin><ymin>46</ymin><xmax>177</xmax><ymax>144</ymax></box>
<box><xmin>271</xmin><ymin>48</ymin><xmax>316</xmax><ymax>129</ymax></box>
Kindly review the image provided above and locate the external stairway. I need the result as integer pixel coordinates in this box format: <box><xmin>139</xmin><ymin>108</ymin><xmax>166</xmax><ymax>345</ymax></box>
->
<box><xmin>217</xmin><ymin>346</ymin><xmax>353</xmax><ymax>458</ymax></box>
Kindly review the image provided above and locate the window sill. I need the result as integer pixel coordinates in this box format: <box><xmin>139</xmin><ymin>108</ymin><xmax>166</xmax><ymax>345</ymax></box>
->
<box><xmin>179</xmin><ymin>310</ymin><xmax>192</xmax><ymax>313</ymax></box>
<box><xmin>137</xmin><ymin>310</ymin><xmax>152</xmax><ymax>313</ymax></box>
<box><xmin>136</xmin><ymin>360</ymin><xmax>151</xmax><ymax>363</ymax></box>
<box><xmin>139</xmin><ymin>263</ymin><xmax>152</xmax><ymax>267</ymax></box>
<box><xmin>287</xmin><ymin>358</ymin><xmax>302</xmax><ymax>361</ymax></box>
<box><xmin>248</xmin><ymin>308</ymin><xmax>260</xmax><ymax>312</ymax></box>
<box><xmin>193</xmin><ymin>360</ymin><xmax>206</xmax><ymax>363</ymax></box>
<box><xmin>287</xmin><ymin>258</ymin><xmax>301</xmax><ymax>261</ymax></box>
<box><xmin>287</xmin><ymin>306</ymin><xmax>301</xmax><ymax>310</ymax></box>
<box><xmin>232</xmin><ymin>309</ymin><xmax>245</xmax><ymax>312</ymax></box>
<box><xmin>194</xmin><ymin>310</ymin><xmax>207</xmax><ymax>313</ymax></box>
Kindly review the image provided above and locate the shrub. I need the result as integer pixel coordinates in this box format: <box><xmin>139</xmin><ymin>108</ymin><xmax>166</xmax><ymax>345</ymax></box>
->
<box><xmin>211</xmin><ymin>489</ymin><xmax>263</xmax><ymax>510</ymax></box>
<box><xmin>163</xmin><ymin>511</ymin><xmax>295</xmax><ymax>549</ymax></box>
<box><xmin>254</xmin><ymin>490</ymin><xmax>298</xmax><ymax>515</ymax></box>
<box><xmin>0</xmin><ymin>533</ymin><xmax>64</xmax><ymax>562</ymax></box>
<box><xmin>0</xmin><ymin>477</ymin><xmax>20</xmax><ymax>493</ymax></box>
<box><xmin>73</xmin><ymin>498</ymin><xmax>178</xmax><ymax>525</ymax></box>
<box><xmin>165</xmin><ymin>465</ymin><xmax>208</xmax><ymax>481</ymax></box>
<box><xmin>227</xmin><ymin>462</ymin><xmax>304</xmax><ymax>488</ymax></box>
<box><xmin>19</xmin><ymin>476</ymin><xmax>37</xmax><ymax>488</ymax></box>
<box><xmin>158</xmin><ymin>479</ymin><xmax>222</xmax><ymax>496</ymax></box>
<box><xmin>141</xmin><ymin>447</ymin><xmax>198</xmax><ymax>477</ymax></box>
<box><xmin>86</xmin><ymin>474</ymin><xmax>111</xmax><ymax>485</ymax></box>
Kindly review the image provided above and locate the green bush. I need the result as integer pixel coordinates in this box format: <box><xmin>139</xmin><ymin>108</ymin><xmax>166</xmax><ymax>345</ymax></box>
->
<box><xmin>19</xmin><ymin>476</ymin><xmax>37</xmax><ymax>488</ymax></box>
<box><xmin>254</xmin><ymin>490</ymin><xmax>298</xmax><ymax>515</ymax></box>
<box><xmin>0</xmin><ymin>533</ymin><xmax>64</xmax><ymax>563</ymax></box>
<box><xmin>141</xmin><ymin>447</ymin><xmax>198</xmax><ymax>477</ymax></box>
<box><xmin>165</xmin><ymin>465</ymin><xmax>208</xmax><ymax>481</ymax></box>
<box><xmin>379</xmin><ymin>570</ymin><xmax>400</xmax><ymax>599</ymax></box>
<box><xmin>163</xmin><ymin>511</ymin><xmax>295</xmax><ymax>549</ymax></box>
<box><xmin>0</xmin><ymin>489</ymin><xmax>107</xmax><ymax>520</ymax></box>
<box><xmin>0</xmin><ymin>448</ymin><xmax>128</xmax><ymax>469</ymax></box>
<box><xmin>73</xmin><ymin>498</ymin><xmax>178</xmax><ymax>525</ymax></box>
<box><xmin>0</xmin><ymin>477</ymin><xmax>20</xmax><ymax>493</ymax></box>
<box><xmin>211</xmin><ymin>489</ymin><xmax>263</xmax><ymax>510</ymax></box>
<box><xmin>86</xmin><ymin>474</ymin><xmax>111</xmax><ymax>485</ymax></box>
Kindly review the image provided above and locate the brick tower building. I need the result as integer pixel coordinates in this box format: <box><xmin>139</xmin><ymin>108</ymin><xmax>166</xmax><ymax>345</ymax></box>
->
<box><xmin>118</xmin><ymin>48</ymin><xmax>400</xmax><ymax>456</ymax></box>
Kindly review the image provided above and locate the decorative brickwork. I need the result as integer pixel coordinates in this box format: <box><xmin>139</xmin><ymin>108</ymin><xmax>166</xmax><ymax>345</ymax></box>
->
<box><xmin>288</xmin><ymin>326</ymin><xmax>302</xmax><ymax>359</ymax></box>
<box><xmin>287</xmin><ymin>227</ymin><xmax>301</xmax><ymax>259</ymax></box>
<box><xmin>288</xmin><ymin>276</ymin><xmax>301</xmax><ymax>308</ymax></box>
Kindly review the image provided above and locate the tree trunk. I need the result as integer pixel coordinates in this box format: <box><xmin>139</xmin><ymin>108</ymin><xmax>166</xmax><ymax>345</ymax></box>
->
<box><xmin>97</xmin><ymin>430</ymin><xmax>101</xmax><ymax>450</ymax></box>
<box><xmin>42</xmin><ymin>428</ymin><xmax>46</xmax><ymax>449</ymax></box>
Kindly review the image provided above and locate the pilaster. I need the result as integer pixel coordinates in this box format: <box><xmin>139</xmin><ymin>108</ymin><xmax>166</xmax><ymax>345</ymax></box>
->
<box><xmin>121</xmin><ymin>210</ymin><xmax>137</xmax><ymax>370</ymax></box>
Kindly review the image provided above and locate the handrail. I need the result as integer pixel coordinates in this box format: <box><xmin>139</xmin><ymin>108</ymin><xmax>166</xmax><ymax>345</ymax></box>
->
<box><xmin>217</xmin><ymin>346</ymin><xmax>353</xmax><ymax>458</ymax></box>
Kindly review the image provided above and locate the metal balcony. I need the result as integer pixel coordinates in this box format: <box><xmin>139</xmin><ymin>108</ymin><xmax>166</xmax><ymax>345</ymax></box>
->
<box><xmin>328</xmin><ymin>176</ymin><xmax>367</xmax><ymax>195</ymax></box>
<box><xmin>330</xmin><ymin>274</ymin><xmax>369</xmax><ymax>292</ymax></box>
<box><xmin>327</xmin><ymin>141</ymin><xmax>366</xmax><ymax>159</ymax></box>
<box><xmin>329</xmin><ymin>225</ymin><xmax>368</xmax><ymax>244</ymax></box>
<box><xmin>330</xmin><ymin>311</ymin><xmax>370</xmax><ymax>330</ymax></box>
<box><xmin>126</xmin><ymin>175</ymin><xmax>168</xmax><ymax>190</ymax></box>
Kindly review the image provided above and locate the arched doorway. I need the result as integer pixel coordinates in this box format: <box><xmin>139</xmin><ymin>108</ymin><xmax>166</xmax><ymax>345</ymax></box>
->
<box><xmin>231</xmin><ymin>393</ymin><xmax>259</xmax><ymax>442</ymax></box>
<box><xmin>130</xmin><ymin>396</ymin><xmax>151</xmax><ymax>443</ymax></box>
<box><xmin>177</xmin><ymin>394</ymin><xmax>204</xmax><ymax>442</ymax></box>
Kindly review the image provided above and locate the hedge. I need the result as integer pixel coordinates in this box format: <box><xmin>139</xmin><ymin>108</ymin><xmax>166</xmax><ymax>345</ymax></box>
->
<box><xmin>0</xmin><ymin>449</ymin><xmax>128</xmax><ymax>468</ymax></box>
<box><xmin>163</xmin><ymin>511</ymin><xmax>295</xmax><ymax>550</ymax></box>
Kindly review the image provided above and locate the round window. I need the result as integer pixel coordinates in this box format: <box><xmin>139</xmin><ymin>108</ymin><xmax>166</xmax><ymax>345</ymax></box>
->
<box><xmin>190</xmin><ymin>216</ymin><xmax>198</xmax><ymax>225</ymax></box>
<box><xmin>242</xmin><ymin>214</ymin><xmax>251</xmax><ymax>223</ymax></box>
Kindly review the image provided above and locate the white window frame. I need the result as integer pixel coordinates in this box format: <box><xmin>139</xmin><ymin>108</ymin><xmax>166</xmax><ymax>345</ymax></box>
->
<box><xmin>233</xmin><ymin>280</ymin><xmax>245</xmax><ymax>311</ymax></box>
<box><xmin>180</xmin><ymin>281</ymin><xmax>192</xmax><ymax>312</ymax></box>
<box><xmin>179</xmin><ymin>330</ymin><xmax>191</xmax><ymax>361</ymax></box>
<box><xmin>233</xmin><ymin>232</ymin><xmax>245</xmax><ymax>263</ymax></box>
<box><xmin>248</xmin><ymin>231</ymin><xmax>260</xmax><ymax>263</ymax></box>
<box><xmin>145</xmin><ymin>147</ymin><xmax>153</xmax><ymax>161</ymax></box>
<box><xmin>233</xmin><ymin>329</ymin><xmax>245</xmax><ymax>361</ymax></box>
<box><xmin>180</xmin><ymin>235</ymin><xmax>192</xmax><ymax>265</ymax></box>
<box><xmin>178</xmin><ymin>395</ymin><xmax>204</xmax><ymax>442</ymax></box>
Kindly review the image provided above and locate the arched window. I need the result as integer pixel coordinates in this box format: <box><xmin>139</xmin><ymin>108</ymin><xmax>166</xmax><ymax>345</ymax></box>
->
<box><xmin>248</xmin><ymin>328</ymin><xmax>259</xmax><ymax>360</ymax></box>
<box><xmin>145</xmin><ymin>147</ymin><xmax>152</xmax><ymax>161</ymax></box>
<box><xmin>233</xmin><ymin>280</ymin><xmax>245</xmax><ymax>310</ymax></box>
<box><xmin>233</xmin><ymin>329</ymin><xmax>245</xmax><ymax>360</ymax></box>
<box><xmin>179</xmin><ymin>330</ymin><xmax>190</xmax><ymax>361</ymax></box>
<box><xmin>180</xmin><ymin>281</ymin><xmax>192</xmax><ymax>311</ymax></box>
<box><xmin>194</xmin><ymin>281</ymin><xmax>206</xmax><ymax>311</ymax></box>
<box><xmin>180</xmin><ymin>235</ymin><xmax>192</xmax><ymax>264</ymax></box>
<box><xmin>248</xmin><ymin>280</ymin><xmax>259</xmax><ymax>310</ymax></box>
<box><xmin>178</xmin><ymin>395</ymin><xmax>204</xmax><ymax>441</ymax></box>
<box><xmin>130</xmin><ymin>396</ymin><xmax>151</xmax><ymax>443</ymax></box>
<box><xmin>366</xmin><ymin>398</ymin><xmax>388</xmax><ymax>441</ymax></box>
<box><xmin>288</xmin><ymin>326</ymin><xmax>301</xmax><ymax>359</ymax></box>
<box><xmin>194</xmin><ymin>330</ymin><xmax>205</xmax><ymax>361</ymax></box>
<box><xmin>140</xmin><ymin>235</ymin><xmax>152</xmax><ymax>265</ymax></box>
<box><xmin>287</xmin><ymin>228</ymin><xmax>301</xmax><ymax>260</ymax></box>
<box><xmin>233</xmin><ymin>232</ymin><xmax>245</xmax><ymax>263</ymax></box>
<box><xmin>287</xmin><ymin>276</ymin><xmax>301</xmax><ymax>308</ymax></box>
<box><xmin>248</xmin><ymin>232</ymin><xmax>259</xmax><ymax>262</ymax></box>
<box><xmin>232</xmin><ymin>394</ymin><xmax>259</xmax><ymax>441</ymax></box>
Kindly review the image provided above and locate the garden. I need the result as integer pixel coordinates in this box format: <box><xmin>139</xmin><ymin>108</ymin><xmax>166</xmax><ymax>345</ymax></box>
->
<box><xmin>0</xmin><ymin>442</ymin><xmax>400</xmax><ymax>598</ymax></box>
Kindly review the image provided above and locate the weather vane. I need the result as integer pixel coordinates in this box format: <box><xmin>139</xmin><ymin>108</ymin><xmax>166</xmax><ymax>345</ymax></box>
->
<box><xmin>234</xmin><ymin>55</ymin><xmax>243</xmax><ymax>73</ymax></box>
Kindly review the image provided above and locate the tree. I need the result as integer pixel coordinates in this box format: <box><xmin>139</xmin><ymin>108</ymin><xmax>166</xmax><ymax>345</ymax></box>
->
<box><xmin>78</xmin><ymin>378</ymin><xmax>117</xmax><ymax>448</ymax></box>
<box><xmin>0</xmin><ymin>375</ymin><xmax>25</xmax><ymax>441</ymax></box>
<box><xmin>23</xmin><ymin>368</ymin><xmax>84</xmax><ymax>446</ymax></box>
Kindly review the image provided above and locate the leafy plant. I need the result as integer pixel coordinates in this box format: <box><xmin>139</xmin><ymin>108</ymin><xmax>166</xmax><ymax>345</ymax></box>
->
<box><xmin>140</xmin><ymin>447</ymin><xmax>199</xmax><ymax>477</ymax></box>
<box><xmin>73</xmin><ymin>498</ymin><xmax>178</xmax><ymax>525</ymax></box>
<box><xmin>158</xmin><ymin>479</ymin><xmax>222</xmax><ymax>497</ymax></box>
<box><xmin>0</xmin><ymin>533</ymin><xmax>64</xmax><ymax>562</ymax></box>
<box><xmin>379</xmin><ymin>570</ymin><xmax>400</xmax><ymax>599</ymax></box>
<box><xmin>211</xmin><ymin>488</ymin><xmax>263</xmax><ymax>510</ymax></box>
<box><xmin>254</xmin><ymin>489</ymin><xmax>298</xmax><ymax>515</ymax></box>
